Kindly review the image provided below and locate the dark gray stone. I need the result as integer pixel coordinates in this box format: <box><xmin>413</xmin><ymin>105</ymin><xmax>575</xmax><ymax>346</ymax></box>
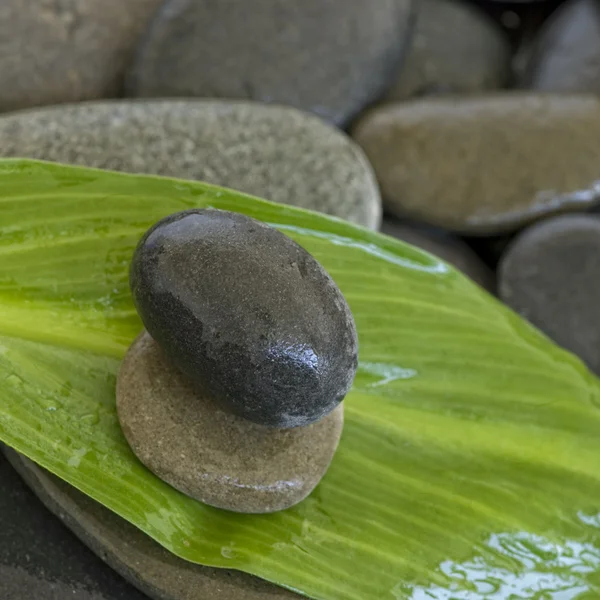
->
<box><xmin>520</xmin><ymin>0</ymin><xmax>600</xmax><ymax>92</ymax></box>
<box><xmin>384</xmin><ymin>0</ymin><xmax>509</xmax><ymax>101</ymax></box>
<box><xmin>0</xmin><ymin>100</ymin><xmax>381</xmax><ymax>229</ymax></box>
<box><xmin>125</xmin><ymin>0</ymin><xmax>414</xmax><ymax>126</ymax></box>
<box><xmin>0</xmin><ymin>0</ymin><xmax>162</xmax><ymax>113</ymax></box>
<box><xmin>381</xmin><ymin>218</ymin><xmax>494</xmax><ymax>291</ymax></box>
<box><xmin>117</xmin><ymin>332</ymin><xmax>343</xmax><ymax>512</ymax></box>
<box><xmin>3</xmin><ymin>448</ymin><xmax>298</xmax><ymax>600</ymax></box>
<box><xmin>0</xmin><ymin>450</ymin><xmax>148</xmax><ymax>600</ymax></box>
<box><xmin>130</xmin><ymin>209</ymin><xmax>358</xmax><ymax>428</ymax></box>
<box><xmin>499</xmin><ymin>214</ymin><xmax>600</xmax><ymax>375</ymax></box>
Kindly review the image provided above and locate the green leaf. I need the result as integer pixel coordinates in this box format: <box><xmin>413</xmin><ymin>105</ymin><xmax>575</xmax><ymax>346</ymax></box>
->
<box><xmin>1</xmin><ymin>158</ymin><xmax>600</xmax><ymax>600</ymax></box>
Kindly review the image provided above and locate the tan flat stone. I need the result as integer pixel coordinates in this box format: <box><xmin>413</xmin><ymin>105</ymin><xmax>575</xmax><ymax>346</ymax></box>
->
<box><xmin>116</xmin><ymin>331</ymin><xmax>344</xmax><ymax>513</ymax></box>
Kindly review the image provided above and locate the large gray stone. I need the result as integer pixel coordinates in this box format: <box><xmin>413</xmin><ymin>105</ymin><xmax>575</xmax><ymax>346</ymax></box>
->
<box><xmin>0</xmin><ymin>0</ymin><xmax>162</xmax><ymax>113</ymax></box>
<box><xmin>520</xmin><ymin>0</ymin><xmax>600</xmax><ymax>92</ymax></box>
<box><xmin>0</xmin><ymin>100</ymin><xmax>381</xmax><ymax>229</ymax></box>
<box><xmin>353</xmin><ymin>95</ymin><xmax>600</xmax><ymax>235</ymax></box>
<box><xmin>384</xmin><ymin>0</ymin><xmax>510</xmax><ymax>101</ymax></box>
<box><xmin>126</xmin><ymin>0</ymin><xmax>414</xmax><ymax>126</ymax></box>
<box><xmin>3</xmin><ymin>447</ymin><xmax>298</xmax><ymax>600</ymax></box>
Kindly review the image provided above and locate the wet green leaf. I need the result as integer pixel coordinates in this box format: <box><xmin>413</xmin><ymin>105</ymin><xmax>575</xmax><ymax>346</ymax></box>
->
<box><xmin>1</xmin><ymin>158</ymin><xmax>600</xmax><ymax>599</ymax></box>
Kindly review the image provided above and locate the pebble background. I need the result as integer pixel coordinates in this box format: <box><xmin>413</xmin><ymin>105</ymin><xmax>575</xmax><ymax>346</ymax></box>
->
<box><xmin>2</xmin><ymin>0</ymin><xmax>600</xmax><ymax>598</ymax></box>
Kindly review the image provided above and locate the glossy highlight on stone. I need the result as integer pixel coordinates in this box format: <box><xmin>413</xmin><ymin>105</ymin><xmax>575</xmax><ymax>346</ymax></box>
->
<box><xmin>129</xmin><ymin>208</ymin><xmax>358</xmax><ymax>428</ymax></box>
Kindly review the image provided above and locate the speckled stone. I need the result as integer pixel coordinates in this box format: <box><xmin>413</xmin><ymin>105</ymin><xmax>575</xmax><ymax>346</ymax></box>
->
<box><xmin>353</xmin><ymin>95</ymin><xmax>600</xmax><ymax>235</ymax></box>
<box><xmin>125</xmin><ymin>0</ymin><xmax>414</xmax><ymax>126</ymax></box>
<box><xmin>0</xmin><ymin>0</ymin><xmax>162</xmax><ymax>113</ymax></box>
<box><xmin>519</xmin><ymin>0</ymin><xmax>600</xmax><ymax>92</ymax></box>
<box><xmin>117</xmin><ymin>332</ymin><xmax>344</xmax><ymax>512</ymax></box>
<box><xmin>381</xmin><ymin>218</ymin><xmax>494</xmax><ymax>290</ymax></box>
<box><xmin>130</xmin><ymin>209</ymin><xmax>357</xmax><ymax>428</ymax></box>
<box><xmin>0</xmin><ymin>100</ymin><xmax>381</xmax><ymax>229</ymax></box>
<box><xmin>3</xmin><ymin>447</ymin><xmax>299</xmax><ymax>600</ymax></box>
<box><xmin>384</xmin><ymin>0</ymin><xmax>509</xmax><ymax>101</ymax></box>
<box><xmin>499</xmin><ymin>214</ymin><xmax>600</xmax><ymax>375</ymax></box>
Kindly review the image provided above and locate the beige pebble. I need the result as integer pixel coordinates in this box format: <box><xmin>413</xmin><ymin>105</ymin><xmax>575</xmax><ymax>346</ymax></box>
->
<box><xmin>116</xmin><ymin>332</ymin><xmax>343</xmax><ymax>514</ymax></box>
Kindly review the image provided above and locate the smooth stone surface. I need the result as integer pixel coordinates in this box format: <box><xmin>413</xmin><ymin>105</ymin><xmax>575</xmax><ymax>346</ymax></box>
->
<box><xmin>117</xmin><ymin>332</ymin><xmax>344</xmax><ymax>512</ymax></box>
<box><xmin>0</xmin><ymin>100</ymin><xmax>380</xmax><ymax>229</ymax></box>
<box><xmin>499</xmin><ymin>214</ymin><xmax>600</xmax><ymax>375</ymax></box>
<box><xmin>381</xmin><ymin>218</ymin><xmax>494</xmax><ymax>290</ymax></box>
<box><xmin>3</xmin><ymin>447</ymin><xmax>298</xmax><ymax>600</ymax></box>
<box><xmin>0</xmin><ymin>0</ymin><xmax>162</xmax><ymax>113</ymax></box>
<box><xmin>126</xmin><ymin>0</ymin><xmax>413</xmax><ymax>125</ymax></box>
<box><xmin>130</xmin><ymin>209</ymin><xmax>357</xmax><ymax>428</ymax></box>
<box><xmin>0</xmin><ymin>450</ymin><xmax>147</xmax><ymax>600</ymax></box>
<box><xmin>519</xmin><ymin>0</ymin><xmax>600</xmax><ymax>92</ymax></box>
<box><xmin>384</xmin><ymin>0</ymin><xmax>510</xmax><ymax>100</ymax></box>
<box><xmin>352</xmin><ymin>95</ymin><xmax>600</xmax><ymax>235</ymax></box>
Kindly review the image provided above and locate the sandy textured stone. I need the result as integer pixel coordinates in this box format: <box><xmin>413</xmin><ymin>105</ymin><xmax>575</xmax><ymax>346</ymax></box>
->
<box><xmin>3</xmin><ymin>447</ymin><xmax>298</xmax><ymax>600</ymax></box>
<box><xmin>130</xmin><ymin>209</ymin><xmax>357</xmax><ymax>428</ymax></box>
<box><xmin>0</xmin><ymin>0</ymin><xmax>162</xmax><ymax>113</ymax></box>
<box><xmin>499</xmin><ymin>214</ymin><xmax>600</xmax><ymax>375</ymax></box>
<box><xmin>381</xmin><ymin>218</ymin><xmax>494</xmax><ymax>290</ymax></box>
<box><xmin>353</xmin><ymin>95</ymin><xmax>600</xmax><ymax>235</ymax></box>
<box><xmin>117</xmin><ymin>332</ymin><xmax>344</xmax><ymax>512</ymax></box>
<box><xmin>385</xmin><ymin>0</ymin><xmax>509</xmax><ymax>100</ymax></box>
<box><xmin>520</xmin><ymin>0</ymin><xmax>600</xmax><ymax>92</ymax></box>
<box><xmin>0</xmin><ymin>100</ymin><xmax>380</xmax><ymax>229</ymax></box>
<box><xmin>126</xmin><ymin>0</ymin><xmax>413</xmax><ymax>125</ymax></box>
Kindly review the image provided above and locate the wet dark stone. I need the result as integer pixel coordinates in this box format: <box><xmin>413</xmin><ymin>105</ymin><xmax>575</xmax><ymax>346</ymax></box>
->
<box><xmin>130</xmin><ymin>209</ymin><xmax>358</xmax><ymax>428</ymax></box>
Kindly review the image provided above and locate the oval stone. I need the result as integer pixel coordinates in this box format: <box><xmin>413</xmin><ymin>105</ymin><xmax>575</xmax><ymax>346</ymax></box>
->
<box><xmin>130</xmin><ymin>209</ymin><xmax>358</xmax><ymax>428</ymax></box>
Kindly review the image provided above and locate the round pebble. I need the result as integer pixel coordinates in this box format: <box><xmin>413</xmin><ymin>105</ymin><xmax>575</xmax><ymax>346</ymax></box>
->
<box><xmin>0</xmin><ymin>0</ymin><xmax>162</xmax><ymax>113</ymax></box>
<box><xmin>0</xmin><ymin>100</ymin><xmax>381</xmax><ymax>229</ymax></box>
<box><xmin>384</xmin><ymin>0</ymin><xmax>510</xmax><ymax>101</ymax></box>
<box><xmin>499</xmin><ymin>214</ymin><xmax>600</xmax><ymax>375</ymax></box>
<box><xmin>353</xmin><ymin>94</ymin><xmax>600</xmax><ymax>235</ymax></box>
<box><xmin>130</xmin><ymin>209</ymin><xmax>358</xmax><ymax>428</ymax></box>
<box><xmin>125</xmin><ymin>0</ymin><xmax>414</xmax><ymax>125</ymax></box>
<box><xmin>520</xmin><ymin>0</ymin><xmax>600</xmax><ymax>93</ymax></box>
<box><xmin>117</xmin><ymin>332</ymin><xmax>344</xmax><ymax>513</ymax></box>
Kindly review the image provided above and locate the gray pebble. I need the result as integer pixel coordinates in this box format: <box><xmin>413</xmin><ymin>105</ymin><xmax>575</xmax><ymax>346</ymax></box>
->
<box><xmin>384</xmin><ymin>0</ymin><xmax>510</xmax><ymax>101</ymax></box>
<box><xmin>126</xmin><ymin>0</ymin><xmax>413</xmax><ymax>126</ymax></box>
<box><xmin>117</xmin><ymin>332</ymin><xmax>344</xmax><ymax>512</ymax></box>
<box><xmin>0</xmin><ymin>0</ymin><xmax>162</xmax><ymax>113</ymax></box>
<box><xmin>0</xmin><ymin>100</ymin><xmax>381</xmax><ymax>229</ymax></box>
<box><xmin>130</xmin><ymin>209</ymin><xmax>358</xmax><ymax>428</ymax></box>
<box><xmin>499</xmin><ymin>214</ymin><xmax>600</xmax><ymax>375</ymax></box>
<box><xmin>520</xmin><ymin>0</ymin><xmax>600</xmax><ymax>93</ymax></box>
